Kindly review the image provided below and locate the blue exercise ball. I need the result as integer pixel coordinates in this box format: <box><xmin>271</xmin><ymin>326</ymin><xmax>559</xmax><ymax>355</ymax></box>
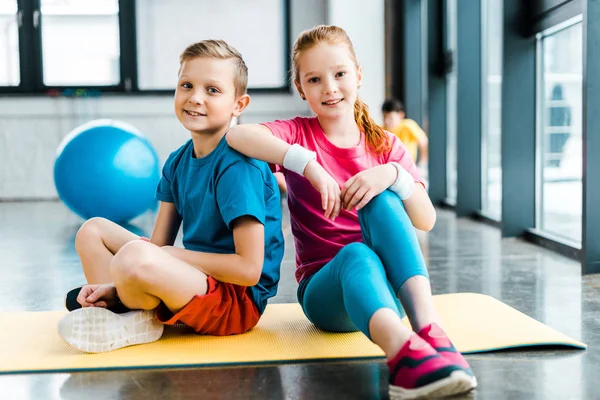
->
<box><xmin>54</xmin><ymin>119</ymin><xmax>160</xmax><ymax>223</ymax></box>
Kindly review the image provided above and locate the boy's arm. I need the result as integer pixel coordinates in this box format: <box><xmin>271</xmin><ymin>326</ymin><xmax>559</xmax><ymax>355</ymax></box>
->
<box><xmin>417</xmin><ymin>136</ymin><xmax>428</xmax><ymax>164</ymax></box>
<box><xmin>163</xmin><ymin>216</ymin><xmax>264</xmax><ymax>286</ymax></box>
<box><xmin>150</xmin><ymin>202</ymin><xmax>181</xmax><ymax>247</ymax></box>
<box><xmin>407</xmin><ymin>120</ymin><xmax>429</xmax><ymax>164</ymax></box>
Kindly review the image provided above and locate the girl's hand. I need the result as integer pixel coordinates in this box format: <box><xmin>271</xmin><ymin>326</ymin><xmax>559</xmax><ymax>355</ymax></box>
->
<box><xmin>341</xmin><ymin>164</ymin><xmax>397</xmax><ymax>211</ymax></box>
<box><xmin>76</xmin><ymin>284</ymin><xmax>118</xmax><ymax>308</ymax></box>
<box><xmin>303</xmin><ymin>160</ymin><xmax>342</xmax><ymax>221</ymax></box>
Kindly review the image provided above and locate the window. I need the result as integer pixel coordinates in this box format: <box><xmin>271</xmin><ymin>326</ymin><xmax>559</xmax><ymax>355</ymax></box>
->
<box><xmin>1</xmin><ymin>0</ymin><xmax>290</xmax><ymax>93</ymax></box>
<box><xmin>0</xmin><ymin>0</ymin><xmax>19</xmax><ymax>86</ymax></box>
<box><xmin>537</xmin><ymin>19</ymin><xmax>583</xmax><ymax>244</ymax></box>
<box><xmin>40</xmin><ymin>0</ymin><xmax>120</xmax><ymax>86</ymax></box>
<box><xmin>445</xmin><ymin>0</ymin><xmax>458</xmax><ymax>205</ymax></box>
<box><xmin>136</xmin><ymin>0</ymin><xmax>287</xmax><ymax>91</ymax></box>
<box><xmin>481</xmin><ymin>0</ymin><xmax>502</xmax><ymax>220</ymax></box>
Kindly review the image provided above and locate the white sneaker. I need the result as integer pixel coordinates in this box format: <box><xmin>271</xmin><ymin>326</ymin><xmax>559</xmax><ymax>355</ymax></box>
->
<box><xmin>57</xmin><ymin>307</ymin><xmax>164</xmax><ymax>353</ymax></box>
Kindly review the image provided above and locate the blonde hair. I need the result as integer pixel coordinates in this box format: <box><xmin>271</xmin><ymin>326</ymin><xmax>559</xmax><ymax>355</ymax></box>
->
<box><xmin>180</xmin><ymin>40</ymin><xmax>248</xmax><ymax>98</ymax></box>
<box><xmin>292</xmin><ymin>25</ymin><xmax>390</xmax><ymax>154</ymax></box>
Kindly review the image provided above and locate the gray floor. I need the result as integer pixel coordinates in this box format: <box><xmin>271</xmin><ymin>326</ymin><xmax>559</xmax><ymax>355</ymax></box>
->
<box><xmin>1</xmin><ymin>201</ymin><xmax>599</xmax><ymax>399</ymax></box>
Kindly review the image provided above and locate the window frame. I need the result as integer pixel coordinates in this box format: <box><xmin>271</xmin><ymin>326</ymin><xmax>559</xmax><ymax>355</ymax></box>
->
<box><xmin>0</xmin><ymin>0</ymin><xmax>292</xmax><ymax>95</ymax></box>
<box><xmin>534</xmin><ymin>15</ymin><xmax>583</xmax><ymax>246</ymax></box>
<box><xmin>530</xmin><ymin>0</ymin><xmax>582</xmax><ymax>34</ymax></box>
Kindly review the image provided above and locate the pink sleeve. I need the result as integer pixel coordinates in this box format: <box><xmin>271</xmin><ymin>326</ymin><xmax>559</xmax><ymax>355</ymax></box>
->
<box><xmin>260</xmin><ymin>117</ymin><xmax>304</xmax><ymax>173</ymax></box>
<box><xmin>261</xmin><ymin>117</ymin><xmax>304</xmax><ymax>145</ymax></box>
<box><xmin>385</xmin><ymin>133</ymin><xmax>425</xmax><ymax>187</ymax></box>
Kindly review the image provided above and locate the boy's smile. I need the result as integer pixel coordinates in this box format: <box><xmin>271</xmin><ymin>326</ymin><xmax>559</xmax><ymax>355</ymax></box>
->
<box><xmin>183</xmin><ymin>110</ymin><xmax>207</xmax><ymax>117</ymax></box>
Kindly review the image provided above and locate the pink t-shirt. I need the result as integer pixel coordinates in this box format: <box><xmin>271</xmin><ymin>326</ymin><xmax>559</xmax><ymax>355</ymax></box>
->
<box><xmin>262</xmin><ymin>116</ymin><xmax>424</xmax><ymax>283</ymax></box>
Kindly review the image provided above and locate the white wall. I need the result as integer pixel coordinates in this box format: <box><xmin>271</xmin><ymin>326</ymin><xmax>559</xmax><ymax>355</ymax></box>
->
<box><xmin>0</xmin><ymin>0</ymin><xmax>386</xmax><ymax>200</ymax></box>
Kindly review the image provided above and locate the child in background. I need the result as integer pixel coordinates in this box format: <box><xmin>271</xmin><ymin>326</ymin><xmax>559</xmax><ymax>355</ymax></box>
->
<box><xmin>382</xmin><ymin>98</ymin><xmax>428</xmax><ymax>167</ymax></box>
<box><xmin>58</xmin><ymin>40</ymin><xmax>284</xmax><ymax>353</ymax></box>
<box><xmin>227</xmin><ymin>25</ymin><xmax>476</xmax><ymax>399</ymax></box>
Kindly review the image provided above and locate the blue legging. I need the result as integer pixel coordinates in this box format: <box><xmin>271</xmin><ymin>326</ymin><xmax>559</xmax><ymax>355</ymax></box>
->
<box><xmin>297</xmin><ymin>190</ymin><xmax>429</xmax><ymax>339</ymax></box>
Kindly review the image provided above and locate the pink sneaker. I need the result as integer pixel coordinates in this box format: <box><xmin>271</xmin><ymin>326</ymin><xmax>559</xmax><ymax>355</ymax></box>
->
<box><xmin>387</xmin><ymin>334</ymin><xmax>476</xmax><ymax>399</ymax></box>
<box><xmin>418</xmin><ymin>323</ymin><xmax>475</xmax><ymax>376</ymax></box>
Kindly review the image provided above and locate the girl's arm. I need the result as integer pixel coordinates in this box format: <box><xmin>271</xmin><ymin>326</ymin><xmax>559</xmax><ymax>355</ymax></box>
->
<box><xmin>228</xmin><ymin>124</ymin><xmax>343</xmax><ymax>220</ymax></box>
<box><xmin>401</xmin><ymin>183</ymin><xmax>436</xmax><ymax>231</ymax></box>
<box><xmin>226</xmin><ymin>124</ymin><xmax>289</xmax><ymax>165</ymax></box>
<box><xmin>150</xmin><ymin>202</ymin><xmax>182</xmax><ymax>247</ymax></box>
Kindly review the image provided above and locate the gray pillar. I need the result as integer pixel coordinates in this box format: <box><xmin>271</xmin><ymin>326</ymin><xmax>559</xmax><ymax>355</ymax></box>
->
<box><xmin>500</xmin><ymin>0</ymin><xmax>536</xmax><ymax>237</ymax></box>
<box><xmin>427</xmin><ymin>0</ymin><xmax>447</xmax><ymax>203</ymax></box>
<box><xmin>582</xmin><ymin>0</ymin><xmax>600</xmax><ymax>274</ymax></box>
<box><xmin>403</xmin><ymin>0</ymin><xmax>425</xmax><ymax>126</ymax></box>
<box><xmin>455</xmin><ymin>1</ymin><xmax>482</xmax><ymax>216</ymax></box>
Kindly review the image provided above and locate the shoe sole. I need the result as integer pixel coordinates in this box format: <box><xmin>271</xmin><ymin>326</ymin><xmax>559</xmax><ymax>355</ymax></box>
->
<box><xmin>389</xmin><ymin>370</ymin><xmax>477</xmax><ymax>400</ymax></box>
<box><xmin>57</xmin><ymin>307</ymin><xmax>164</xmax><ymax>353</ymax></box>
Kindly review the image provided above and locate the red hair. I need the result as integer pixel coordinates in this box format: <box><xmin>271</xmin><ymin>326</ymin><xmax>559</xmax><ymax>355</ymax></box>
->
<box><xmin>292</xmin><ymin>25</ymin><xmax>390</xmax><ymax>154</ymax></box>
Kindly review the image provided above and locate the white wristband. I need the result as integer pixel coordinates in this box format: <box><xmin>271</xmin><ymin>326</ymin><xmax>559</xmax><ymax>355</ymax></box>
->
<box><xmin>283</xmin><ymin>144</ymin><xmax>316</xmax><ymax>176</ymax></box>
<box><xmin>389</xmin><ymin>162</ymin><xmax>415</xmax><ymax>200</ymax></box>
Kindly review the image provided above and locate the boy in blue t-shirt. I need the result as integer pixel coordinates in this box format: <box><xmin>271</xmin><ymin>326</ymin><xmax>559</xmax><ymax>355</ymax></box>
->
<box><xmin>57</xmin><ymin>40</ymin><xmax>285</xmax><ymax>353</ymax></box>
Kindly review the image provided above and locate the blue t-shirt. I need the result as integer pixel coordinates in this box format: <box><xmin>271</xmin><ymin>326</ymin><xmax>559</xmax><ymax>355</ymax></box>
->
<box><xmin>155</xmin><ymin>135</ymin><xmax>284</xmax><ymax>313</ymax></box>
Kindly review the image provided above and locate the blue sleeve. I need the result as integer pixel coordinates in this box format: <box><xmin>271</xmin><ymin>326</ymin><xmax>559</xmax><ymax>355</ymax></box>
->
<box><xmin>156</xmin><ymin>153</ymin><xmax>175</xmax><ymax>203</ymax></box>
<box><xmin>216</xmin><ymin>161</ymin><xmax>270</xmax><ymax>229</ymax></box>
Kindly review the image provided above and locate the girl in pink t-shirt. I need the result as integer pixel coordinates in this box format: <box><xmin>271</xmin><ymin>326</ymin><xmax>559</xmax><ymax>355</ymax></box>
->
<box><xmin>227</xmin><ymin>25</ymin><xmax>476</xmax><ymax>399</ymax></box>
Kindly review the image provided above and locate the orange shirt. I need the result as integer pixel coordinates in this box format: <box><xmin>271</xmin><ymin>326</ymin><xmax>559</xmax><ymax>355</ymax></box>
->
<box><xmin>387</xmin><ymin>119</ymin><xmax>427</xmax><ymax>162</ymax></box>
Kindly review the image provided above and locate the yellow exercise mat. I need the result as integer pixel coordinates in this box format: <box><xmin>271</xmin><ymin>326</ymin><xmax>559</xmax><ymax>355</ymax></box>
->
<box><xmin>0</xmin><ymin>293</ymin><xmax>585</xmax><ymax>374</ymax></box>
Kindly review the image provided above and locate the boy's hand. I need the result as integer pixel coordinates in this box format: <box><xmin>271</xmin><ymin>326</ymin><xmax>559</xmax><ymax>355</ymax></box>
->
<box><xmin>341</xmin><ymin>164</ymin><xmax>397</xmax><ymax>211</ymax></box>
<box><xmin>304</xmin><ymin>160</ymin><xmax>342</xmax><ymax>221</ymax></box>
<box><xmin>76</xmin><ymin>284</ymin><xmax>119</xmax><ymax>308</ymax></box>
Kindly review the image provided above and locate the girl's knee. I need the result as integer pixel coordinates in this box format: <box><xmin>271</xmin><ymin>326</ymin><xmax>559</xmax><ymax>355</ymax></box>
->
<box><xmin>358</xmin><ymin>191</ymin><xmax>415</xmax><ymax>240</ymax></box>
<box><xmin>359</xmin><ymin>190</ymin><xmax>405</xmax><ymax>218</ymax></box>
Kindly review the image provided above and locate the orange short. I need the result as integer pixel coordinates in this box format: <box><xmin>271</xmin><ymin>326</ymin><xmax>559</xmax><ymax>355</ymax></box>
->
<box><xmin>156</xmin><ymin>276</ymin><xmax>260</xmax><ymax>336</ymax></box>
